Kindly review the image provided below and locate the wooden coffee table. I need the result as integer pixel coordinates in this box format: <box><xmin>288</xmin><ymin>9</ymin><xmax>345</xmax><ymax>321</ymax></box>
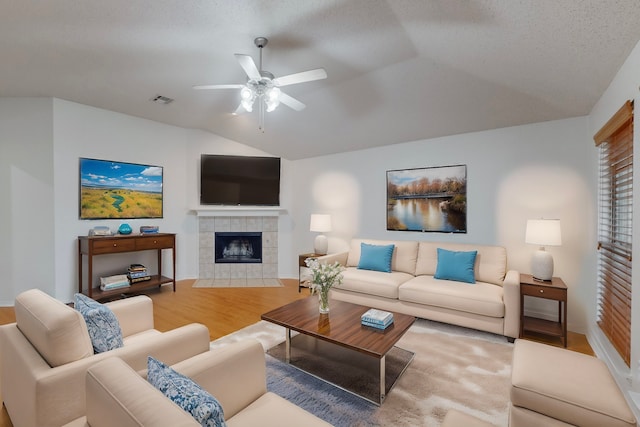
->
<box><xmin>261</xmin><ymin>297</ymin><xmax>416</xmax><ymax>404</ymax></box>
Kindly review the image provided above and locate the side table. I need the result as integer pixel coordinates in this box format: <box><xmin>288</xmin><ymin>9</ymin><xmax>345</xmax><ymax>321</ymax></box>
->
<box><xmin>520</xmin><ymin>273</ymin><xmax>568</xmax><ymax>347</ymax></box>
<box><xmin>298</xmin><ymin>253</ymin><xmax>322</xmax><ymax>292</ymax></box>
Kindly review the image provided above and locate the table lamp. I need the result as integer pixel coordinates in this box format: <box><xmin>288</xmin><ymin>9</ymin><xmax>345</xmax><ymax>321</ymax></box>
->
<box><xmin>310</xmin><ymin>214</ymin><xmax>332</xmax><ymax>255</ymax></box>
<box><xmin>525</xmin><ymin>219</ymin><xmax>562</xmax><ymax>281</ymax></box>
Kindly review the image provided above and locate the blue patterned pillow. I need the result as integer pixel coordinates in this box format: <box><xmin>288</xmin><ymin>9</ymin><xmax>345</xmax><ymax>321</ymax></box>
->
<box><xmin>148</xmin><ymin>357</ymin><xmax>226</xmax><ymax>427</ymax></box>
<box><xmin>74</xmin><ymin>293</ymin><xmax>123</xmax><ymax>353</ymax></box>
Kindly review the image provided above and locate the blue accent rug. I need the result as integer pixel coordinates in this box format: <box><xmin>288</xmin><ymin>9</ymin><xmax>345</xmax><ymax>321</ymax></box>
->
<box><xmin>216</xmin><ymin>318</ymin><xmax>512</xmax><ymax>426</ymax></box>
<box><xmin>266</xmin><ymin>354</ymin><xmax>377</xmax><ymax>426</ymax></box>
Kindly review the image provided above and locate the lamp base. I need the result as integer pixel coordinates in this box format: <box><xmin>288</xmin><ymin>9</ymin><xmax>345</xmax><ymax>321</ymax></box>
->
<box><xmin>314</xmin><ymin>234</ymin><xmax>328</xmax><ymax>255</ymax></box>
<box><xmin>531</xmin><ymin>248</ymin><xmax>554</xmax><ymax>281</ymax></box>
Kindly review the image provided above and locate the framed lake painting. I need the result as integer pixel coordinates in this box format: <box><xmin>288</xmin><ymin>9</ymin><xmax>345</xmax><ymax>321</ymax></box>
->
<box><xmin>387</xmin><ymin>164</ymin><xmax>467</xmax><ymax>233</ymax></box>
<box><xmin>79</xmin><ymin>158</ymin><xmax>163</xmax><ymax>219</ymax></box>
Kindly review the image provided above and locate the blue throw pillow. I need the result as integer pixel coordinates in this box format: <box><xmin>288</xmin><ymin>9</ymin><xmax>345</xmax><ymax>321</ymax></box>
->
<box><xmin>148</xmin><ymin>357</ymin><xmax>226</xmax><ymax>427</ymax></box>
<box><xmin>74</xmin><ymin>293</ymin><xmax>123</xmax><ymax>353</ymax></box>
<box><xmin>357</xmin><ymin>243</ymin><xmax>395</xmax><ymax>273</ymax></box>
<box><xmin>434</xmin><ymin>248</ymin><xmax>477</xmax><ymax>284</ymax></box>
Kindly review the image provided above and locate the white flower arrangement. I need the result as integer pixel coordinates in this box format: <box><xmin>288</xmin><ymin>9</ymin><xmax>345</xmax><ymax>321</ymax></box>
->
<box><xmin>304</xmin><ymin>258</ymin><xmax>344</xmax><ymax>312</ymax></box>
<box><xmin>305</xmin><ymin>258</ymin><xmax>344</xmax><ymax>292</ymax></box>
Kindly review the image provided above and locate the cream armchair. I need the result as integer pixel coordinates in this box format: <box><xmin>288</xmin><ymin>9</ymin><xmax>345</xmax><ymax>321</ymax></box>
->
<box><xmin>0</xmin><ymin>289</ymin><xmax>211</xmax><ymax>427</ymax></box>
<box><xmin>63</xmin><ymin>339</ymin><xmax>331</xmax><ymax>427</ymax></box>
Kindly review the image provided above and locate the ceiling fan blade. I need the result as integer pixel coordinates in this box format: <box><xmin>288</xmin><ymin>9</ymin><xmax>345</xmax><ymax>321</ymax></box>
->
<box><xmin>192</xmin><ymin>84</ymin><xmax>244</xmax><ymax>90</ymax></box>
<box><xmin>279</xmin><ymin>91</ymin><xmax>306</xmax><ymax>111</ymax></box>
<box><xmin>235</xmin><ymin>54</ymin><xmax>261</xmax><ymax>80</ymax></box>
<box><xmin>273</xmin><ymin>68</ymin><xmax>327</xmax><ymax>87</ymax></box>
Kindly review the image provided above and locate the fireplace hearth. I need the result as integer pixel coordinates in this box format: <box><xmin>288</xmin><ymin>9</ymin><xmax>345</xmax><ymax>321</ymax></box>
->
<box><xmin>215</xmin><ymin>232</ymin><xmax>262</xmax><ymax>264</ymax></box>
<box><xmin>198</xmin><ymin>215</ymin><xmax>278</xmax><ymax>280</ymax></box>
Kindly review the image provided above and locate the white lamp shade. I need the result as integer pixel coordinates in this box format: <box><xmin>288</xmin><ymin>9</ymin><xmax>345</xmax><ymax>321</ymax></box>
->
<box><xmin>310</xmin><ymin>214</ymin><xmax>332</xmax><ymax>233</ymax></box>
<box><xmin>525</xmin><ymin>219</ymin><xmax>562</xmax><ymax>246</ymax></box>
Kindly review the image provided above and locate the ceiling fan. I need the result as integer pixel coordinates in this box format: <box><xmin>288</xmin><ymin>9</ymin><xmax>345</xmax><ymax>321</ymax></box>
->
<box><xmin>193</xmin><ymin>37</ymin><xmax>327</xmax><ymax>131</ymax></box>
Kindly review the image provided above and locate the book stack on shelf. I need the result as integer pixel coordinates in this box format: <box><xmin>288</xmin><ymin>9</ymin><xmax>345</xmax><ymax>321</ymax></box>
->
<box><xmin>100</xmin><ymin>274</ymin><xmax>130</xmax><ymax>291</ymax></box>
<box><xmin>128</xmin><ymin>264</ymin><xmax>151</xmax><ymax>284</ymax></box>
<box><xmin>361</xmin><ymin>308</ymin><xmax>394</xmax><ymax>330</ymax></box>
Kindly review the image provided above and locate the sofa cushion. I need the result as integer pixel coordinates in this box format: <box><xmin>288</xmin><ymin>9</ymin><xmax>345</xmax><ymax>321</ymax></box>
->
<box><xmin>346</xmin><ymin>239</ymin><xmax>418</xmax><ymax>275</ymax></box>
<box><xmin>83</xmin><ymin>357</ymin><xmax>200</xmax><ymax>427</ymax></box>
<box><xmin>357</xmin><ymin>243</ymin><xmax>395</xmax><ymax>273</ymax></box>
<box><xmin>14</xmin><ymin>289</ymin><xmax>93</xmax><ymax>367</ymax></box>
<box><xmin>74</xmin><ymin>293</ymin><xmax>124</xmax><ymax>354</ymax></box>
<box><xmin>434</xmin><ymin>248</ymin><xmax>477</xmax><ymax>284</ymax></box>
<box><xmin>148</xmin><ymin>356</ymin><xmax>226</xmax><ymax>427</ymax></box>
<box><xmin>339</xmin><ymin>267</ymin><xmax>414</xmax><ymax>299</ymax></box>
<box><xmin>415</xmin><ymin>242</ymin><xmax>507</xmax><ymax>286</ymax></box>
<box><xmin>225</xmin><ymin>392</ymin><xmax>331</xmax><ymax>427</ymax></box>
<box><xmin>399</xmin><ymin>276</ymin><xmax>505</xmax><ymax>318</ymax></box>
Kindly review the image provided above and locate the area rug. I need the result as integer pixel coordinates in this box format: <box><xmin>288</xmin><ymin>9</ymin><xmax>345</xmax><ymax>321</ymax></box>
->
<box><xmin>210</xmin><ymin>319</ymin><xmax>513</xmax><ymax>426</ymax></box>
<box><xmin>193</xmin><ymin>278</ymin><xmax>283</xmax><ymax>288</ymax></box>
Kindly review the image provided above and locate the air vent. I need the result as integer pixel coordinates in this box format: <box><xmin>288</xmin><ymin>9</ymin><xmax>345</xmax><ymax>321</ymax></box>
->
<box><xmin>151</xmin><ymin>95</ymin><xmax>174</xmax><ymax>105</ymax></box>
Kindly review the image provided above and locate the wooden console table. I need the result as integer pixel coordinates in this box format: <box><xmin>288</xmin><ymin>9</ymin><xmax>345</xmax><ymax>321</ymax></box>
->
<box><xmin>78</xmin><ymin>233</ymin><xmax>176</xmax><ymax>300</ymax></box>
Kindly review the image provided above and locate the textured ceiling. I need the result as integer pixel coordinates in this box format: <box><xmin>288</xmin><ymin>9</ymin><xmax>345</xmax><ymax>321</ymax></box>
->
<box><xmin>2</xmin><ymin>1</ymin><xmax>640</xmax><ymax>160</ymax></box>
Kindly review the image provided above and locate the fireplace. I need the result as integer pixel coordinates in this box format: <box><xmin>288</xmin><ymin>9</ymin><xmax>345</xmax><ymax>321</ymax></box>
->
<box><xmin>215</xmin><ymin>232</ymin><xmax>262</xmax><ymax>264</ymax></box>
<box><xmin>198</xmin><ymin>215</ymin><xmax>278</xmax><ymax>280</ymax></box>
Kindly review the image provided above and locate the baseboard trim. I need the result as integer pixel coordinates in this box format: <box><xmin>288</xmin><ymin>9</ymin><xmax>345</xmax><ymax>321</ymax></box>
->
<box><xmin>587</xmin><ymin>325</ymin><xmax>640</xmax><ymax>422</ymax></box>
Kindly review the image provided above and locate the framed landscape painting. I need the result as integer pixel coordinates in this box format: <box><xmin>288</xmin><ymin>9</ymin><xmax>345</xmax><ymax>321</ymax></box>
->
<box><xmin>387</xmin><ymin>164</ymin><xmax>467</xmax><ymax>233</ymax></box>
<box><xmin>79</xmin><ymin>158</ymin><xmax>163</xmax><ymax>219</ymax></box>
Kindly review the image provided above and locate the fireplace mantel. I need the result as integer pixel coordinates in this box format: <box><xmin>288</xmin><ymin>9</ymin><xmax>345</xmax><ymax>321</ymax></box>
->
<box><xmin>193</xmin><ymin>207</ymin><xmax>287</xmax><ymax>217</ymax></box>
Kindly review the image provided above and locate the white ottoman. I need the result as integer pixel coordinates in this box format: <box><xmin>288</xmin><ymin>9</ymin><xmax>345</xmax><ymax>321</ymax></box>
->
<box><xmin>510</xmin><ymin>339</ymin><xmax>636</xmax><ymax>427</ymax></box>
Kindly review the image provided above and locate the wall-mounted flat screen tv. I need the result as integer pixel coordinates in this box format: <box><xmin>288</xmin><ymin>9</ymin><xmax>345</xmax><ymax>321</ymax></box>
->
<box><xmin>200</xmin><ymin>154</ymin><xmax>281</xmax><ymax>206</ymax></box>
<box><xmin>79</xmin><ymin>158</ymin><xmax>163</xmax><ymax>219</ymax></box>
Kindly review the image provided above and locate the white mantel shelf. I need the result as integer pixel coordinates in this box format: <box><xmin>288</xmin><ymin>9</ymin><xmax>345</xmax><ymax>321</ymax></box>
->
<box><xmin>193</xmin><ymin>206</ymin><xmax>287</xmax><ymax>217</ymax></box>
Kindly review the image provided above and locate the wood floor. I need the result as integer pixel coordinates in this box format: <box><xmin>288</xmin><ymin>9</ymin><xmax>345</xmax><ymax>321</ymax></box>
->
<box><xmin>0</xmin><ymin>279</ymin><xmax>594</xmax><ymax>426</ymax></box>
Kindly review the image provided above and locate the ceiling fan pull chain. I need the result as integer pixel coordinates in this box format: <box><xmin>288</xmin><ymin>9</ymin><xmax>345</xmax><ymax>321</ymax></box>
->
<box><xmin>259</xmin><ymin>100</ymin><xmax>265</xmax><ymax>133</ymax></box>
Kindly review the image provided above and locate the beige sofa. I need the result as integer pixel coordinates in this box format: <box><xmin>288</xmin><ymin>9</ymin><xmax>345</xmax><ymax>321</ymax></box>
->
<box><xmin>63</xmin><ymin>339</ymin><xmax>331</xmax><ymax>427</ymax></box>
<box><xmin>319</xmin><ymin>238</ymin><xmax>520</xmax><ymax>339</ymax></box>
<box><xmin>0</xmin><ymin>289</ymin><xmax>211</xmax><ymax>427</ymax></box>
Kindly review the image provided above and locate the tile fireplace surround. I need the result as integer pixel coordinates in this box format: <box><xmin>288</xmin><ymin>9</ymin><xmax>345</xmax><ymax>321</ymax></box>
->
<box><xmin>199</xmin><ymin>215</ymin><xmax>278</xmax><ymax>280</ymax></box>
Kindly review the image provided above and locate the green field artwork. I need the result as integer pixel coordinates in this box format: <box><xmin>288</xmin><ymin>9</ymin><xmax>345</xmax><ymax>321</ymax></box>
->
<box><xmin>80</xmin><ymin>158</ymin><xmax>163</xmax><ymax>219</ymax></box>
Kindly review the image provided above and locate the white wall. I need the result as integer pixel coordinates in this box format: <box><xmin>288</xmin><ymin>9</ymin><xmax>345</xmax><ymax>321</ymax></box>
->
<box><xmin>587</xmin><ymin>38</ymin><xmax>640</xmax><ymax>415</ymax></box>
<box><xmin>52</xmin><ymin>99</ymin><xmax>189</xmax><ymax>301</ymax></box>
<box><xmin>0</xmin><ymin>97</ymin><xmax>294</xmax><ymax>305</ymax></box>
<box><xmin>291</xmin><ymin>116</ymin><xmax>597</xmax><ymax>334</ymax></box>
<box><xmin>0</xmin><ymin>98</ymin><xmax>55</xmax><ymax>305</ymax></box>
<box><xmin>184</xmin><ymin>128</ymin><xmax>295</xmax><ymax>279</ymax></box>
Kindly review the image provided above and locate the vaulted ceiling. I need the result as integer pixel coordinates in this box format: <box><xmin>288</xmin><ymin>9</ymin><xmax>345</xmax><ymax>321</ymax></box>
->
<box><xmin>2</xmin><ymin>1</ymin><xmax>640</xmax><ymax>159</ymax></box>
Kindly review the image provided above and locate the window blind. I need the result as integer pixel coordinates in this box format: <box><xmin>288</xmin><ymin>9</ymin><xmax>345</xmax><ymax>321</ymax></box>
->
<box><xmin>595</xmin><ymin>100</ymin><xmax>633</xmax><ymax>366</ymax></box>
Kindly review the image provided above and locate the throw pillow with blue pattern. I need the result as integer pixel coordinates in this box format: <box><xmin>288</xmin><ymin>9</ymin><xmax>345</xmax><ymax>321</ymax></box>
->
<box><xmin>147</xmin><ymin>356</ymin><xmax>226</xmax><ymax>427</ymax></box>
<box><xmin>74</xmin><ymin>293</ymin><xmax>124</xmax><ymax>353</ymax></box>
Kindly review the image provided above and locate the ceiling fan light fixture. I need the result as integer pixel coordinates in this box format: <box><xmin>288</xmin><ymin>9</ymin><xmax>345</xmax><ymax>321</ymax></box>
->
<box><xmin>265</xmin><ymin>87</ymin><xmax>281</xmax><ymax>112</ymax></box>
<box><xmin>194</xmin><ymin>36</ymin><xmax>327</xmax><ymax>130</ymax></box>
<box><xmin>240</xmin><ymin>86</ymin><xmax>253</xmax><ymax>101</ymax></box>
<box><xmin>267</xmin><ymin>86</ymin><xmax>280</xmax><ymax>102</ymax></box>
<box><xmin>241</xmin><ymin>98</ymin><xmax>254</xmax><ymax>112</ymax></box>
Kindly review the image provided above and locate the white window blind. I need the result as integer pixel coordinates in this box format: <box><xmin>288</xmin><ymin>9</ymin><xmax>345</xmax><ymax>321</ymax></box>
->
<box><xmin>595</xmin><ymin>100</ymin><xmax>634</xmax><ymax>366</ymax></box>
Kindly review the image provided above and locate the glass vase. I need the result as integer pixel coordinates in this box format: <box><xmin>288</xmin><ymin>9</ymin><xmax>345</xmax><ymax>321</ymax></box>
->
<box><xmin>318</xmin><ymin>288</ymin><xmax>330</xmax><ymax>314</ymax></box>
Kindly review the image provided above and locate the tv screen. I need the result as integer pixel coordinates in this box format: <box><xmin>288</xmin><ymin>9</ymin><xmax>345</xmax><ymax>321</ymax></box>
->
<box><xmin>79</xmin><ymin>157</ymin><xmax>163</xmax><ymax>219</ymax></box>
<box><xmin>200</xmin><ymin>155</ymin><xmax>281</xmax><ymax>206</ymax></box>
